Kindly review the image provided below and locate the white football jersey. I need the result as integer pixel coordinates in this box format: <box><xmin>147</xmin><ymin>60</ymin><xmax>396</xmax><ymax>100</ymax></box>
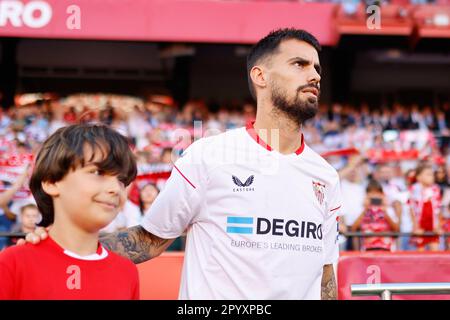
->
<box><xmin>141</xmin><ymin>122</ymin><xmax>342</xmax><ymax>299</ymax></box>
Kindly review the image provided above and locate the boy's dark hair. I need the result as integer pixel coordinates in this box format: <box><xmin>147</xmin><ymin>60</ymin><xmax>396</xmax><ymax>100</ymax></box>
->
<box><xmin>366</xmin><ymin>179</ymin><xmax>384</xmax><ymax>193</ymax></box>
<box><xmin>246</xmin><ymin>28</ymin><xmax>321</xmax><ymax>100</ymax></box>
<box><xmin>30</xmin><ymin>124</ymin><xmax>137</xmax><ymax>227</ymax></box>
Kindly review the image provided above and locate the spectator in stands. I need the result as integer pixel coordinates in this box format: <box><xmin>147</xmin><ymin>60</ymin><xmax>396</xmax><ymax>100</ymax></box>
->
<box><xmin>48</xmin><ymin>105</ymin><xmax>68</xmax><ymax>134</ymax></box>
<box><xmin>374</xmin><ymin>163</ymin><xmax>404</xmax><ymax>226</ymax></box>
<box><xmin>0</xmin><ymin>165</ymin><xmax>31</xmax><ymax>249</ymax></box>
<box><xmin>436</xmin><ymin>111</ymin><xmax>448</xmax><ymax>135</ymax></box>
<box><xmin>341</xmin><ymin>0</ymin><xmax>359</xmax><ymax>18</ymax></box>
<box><xmin>441</xmin><ymin>202</ymin><xmax>450</xmax><ymax>250</ymax></box>
<box><xmin>138</xmin><ymin>183</ymin><xmax>159</xmax><ymax>216</ymax></box>
<box><xmin>398</xmin><ymin>167</ymin><xmax>417</xmax><ymax>250</ymax></box>
<box><xmin>8</xmin><ymin>204</ymin><xmax>40</xmax><ymax>246</ymax></box>
<box><xmin>63</xmin><ymin>106</ymin><xmax>77</xmax><ymax>124</ymax></box>
<box><xmin>352</xmin><ymin>179</ymin><xmax>399</xmax><ymax>251</ymax></box>
<box><xmin>339</xmin><ymin>154</ymin><xmax>368</xmax><ymax>250</ymax></box>
<box><xmin>3</xmin><ymin>85</ymin><xmax>450</xmax><ymax>256</ymax></box>
<box><xmin>0</xmin><ymin>201</ymin><xmax>16</xmax><ymax>224</ymax></box>
<box><xmin>110</xmin><ymin>109</ymin><xmax>129</xmax><ymax>137</ymax></box>
<box><xmin>99</xmin><ymin>105</ymin><xmax>114</xmax><ymax>126</ymax></box>
<box><xmin>408</xmin><ymin>162</ymin><xmax>442</xmax><ymax>251</ymax></box>
<box><xmin>160</xmin><ymin>147</ymin><xmax>174</xmax><ymax>164</ymax></box>
<box><xmin>0</xmin><ymin>203</ymin><xmax>16</xmax><ymax>250</ymax></box>
<box><xmin>435</xmin><ymin>164</ymin><xmax>449</xmax><ymax>196</ymax></box>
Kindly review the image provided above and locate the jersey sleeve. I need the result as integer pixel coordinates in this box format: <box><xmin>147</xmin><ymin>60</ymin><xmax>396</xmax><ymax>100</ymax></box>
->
<box><xmin>141</xmin><ymin>140</ymin><xmax>206</xmax><ymax>239</ymax></box>
<box><xmin>323</xmin><ymin>175</ymin><xmax>342</xmax><ymax>265</ymax></box>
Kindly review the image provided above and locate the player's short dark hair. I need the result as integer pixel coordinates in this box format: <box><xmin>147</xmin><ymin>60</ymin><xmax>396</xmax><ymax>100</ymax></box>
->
<box><xmin>246</xmin><ymin>28</ymin><xmax>321</xmax><ymax>100</ymax></box>
<box><xmin>30</xmin><ymin>124</ymin><xmax>137</xmax><ymax>227</ymax></box>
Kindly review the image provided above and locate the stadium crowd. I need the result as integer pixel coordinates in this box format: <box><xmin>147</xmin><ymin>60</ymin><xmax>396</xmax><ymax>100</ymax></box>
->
<box><xmin>1</xmin><ymin>94</ymin><xmax>450</xmax><ymax>251</ymax></box>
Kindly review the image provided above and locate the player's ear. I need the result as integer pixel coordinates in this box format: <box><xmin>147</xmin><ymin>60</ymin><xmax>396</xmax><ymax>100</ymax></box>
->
<box><xmin>250</xmin><ymin>65</ymin><xmax>267</xmax><ymax>91</ymax></box>
<box><xmin>41</xmin><ymin>181</ymin><xmax>60</xmax><ymax>197</ymax></box>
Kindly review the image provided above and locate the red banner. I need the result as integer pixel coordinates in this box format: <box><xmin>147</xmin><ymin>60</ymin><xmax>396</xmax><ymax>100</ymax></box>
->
<box><xmin>0</xmin><ymin>0</ymin><xmax>338</xmax><ymax>45</ymax></box>
<box><xmin>338</xmin><ymin>251</ymin><xmax>450</xmax><ymax>300</ymax></box>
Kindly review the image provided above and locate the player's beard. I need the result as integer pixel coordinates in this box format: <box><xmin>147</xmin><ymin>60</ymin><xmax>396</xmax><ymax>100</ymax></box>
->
<box><xmin>270</xmin><ymin>81</ymin><xmax>319</xmax><ymax>127</ymax></box>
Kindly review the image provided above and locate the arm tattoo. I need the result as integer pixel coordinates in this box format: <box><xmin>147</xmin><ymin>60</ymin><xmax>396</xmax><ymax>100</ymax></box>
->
<box><xmin>321</xmin><ymin>264</ymin><xmax>337</xmax><ymax>300</ymax></box>
<box><xmin>100</xmin><ymin>225</ymin><xmax>172</xmax><ymax>264</ymax></box>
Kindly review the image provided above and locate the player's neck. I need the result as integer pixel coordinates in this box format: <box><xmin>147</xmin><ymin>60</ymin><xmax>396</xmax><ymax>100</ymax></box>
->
<box><xmin>253</xmin><ymin>112</ymin><xmax>302</xmax><ymax>155</ymax></box>
<box><xmin>49</xmin><ymin>215</ymin><xmax>99</xmax><ymax>256</ymax></box>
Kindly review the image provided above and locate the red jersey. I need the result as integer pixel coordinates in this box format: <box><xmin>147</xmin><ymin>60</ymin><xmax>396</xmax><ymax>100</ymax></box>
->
<box><xmin>408</xmin><ymin>183</ymin><xmax>441</xmax><ymax>229</ymax></box>
<box><xmin>360</xmin><ymin>206</ymin><xmax>394</xmax><ymax>251</ymax></box>
<box><xmin>408</xmin><ymin>183</ymin><xmax>441</xmax><ymax>247</ymax></box>
<box><xmin>0</xmin><ymin>237</ymin><xmax>139</xmax><ymax>300</ymax></box>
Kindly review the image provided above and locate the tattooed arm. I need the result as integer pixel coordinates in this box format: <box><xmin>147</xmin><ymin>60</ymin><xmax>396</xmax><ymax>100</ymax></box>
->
<box><xmin>321</xmin><ymin>264</ymin><xmax>337</xmax><ymax>300</ymax></box>
<box><xmin>100</xmin><ymin>225</ymin><xmax>175</xmax><ymax>264</ymax></box>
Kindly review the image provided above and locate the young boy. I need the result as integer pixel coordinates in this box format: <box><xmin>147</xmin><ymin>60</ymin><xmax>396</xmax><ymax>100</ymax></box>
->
<box><xmin>0</xmin><ymin>124</ymin><xmax>139</xmax><ymax>299</ymax></box>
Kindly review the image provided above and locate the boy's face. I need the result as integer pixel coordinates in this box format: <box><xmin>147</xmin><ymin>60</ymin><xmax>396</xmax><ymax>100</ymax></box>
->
<box><xmin>47</xmin><ymin>144</ymin><xmax>127</xmax><ymax>232</ymax></box>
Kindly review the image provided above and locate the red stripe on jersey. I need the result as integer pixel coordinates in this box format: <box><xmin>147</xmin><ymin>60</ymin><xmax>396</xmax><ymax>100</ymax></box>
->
<box><xmin>174</xmin><ymin>164</ymin><xmax>197</xmax><ymax>189</ymax></box>
<box><xmin>246</xmin><ymin>121</ymin><xmax>272</xmax><ymax>151</ymax></box>
<box><xmin>330</xmin><ymin>205</ymin><xmax>341</xmax><ymax>212</ymax></box>
<box><xmin>246</xmin><ymin>121</ymin><xmax>305</xmax><ymax>155</ymax></box>
<box><xmin>295</xmin><ymin>134</ymin><xmax>305</xmax><ymax>155</ymax></box>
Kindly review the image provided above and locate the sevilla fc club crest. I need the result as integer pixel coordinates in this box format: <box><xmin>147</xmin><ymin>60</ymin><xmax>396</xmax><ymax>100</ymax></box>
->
<box><xmin>312</xmin><ymin>181</ymin><xmax>325</xmax><ymax>205</ymax></box>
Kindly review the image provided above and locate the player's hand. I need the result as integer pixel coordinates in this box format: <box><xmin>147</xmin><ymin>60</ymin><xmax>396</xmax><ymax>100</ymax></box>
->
<box><xmin>16</xmin><ymin>227</ymin><xmax>49</xmax><ymax>245</ymax></box>
<box><xmin>413</xmin><ymin>228</ymin><xmax>424</xmax><ymax>235</ymax></box>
